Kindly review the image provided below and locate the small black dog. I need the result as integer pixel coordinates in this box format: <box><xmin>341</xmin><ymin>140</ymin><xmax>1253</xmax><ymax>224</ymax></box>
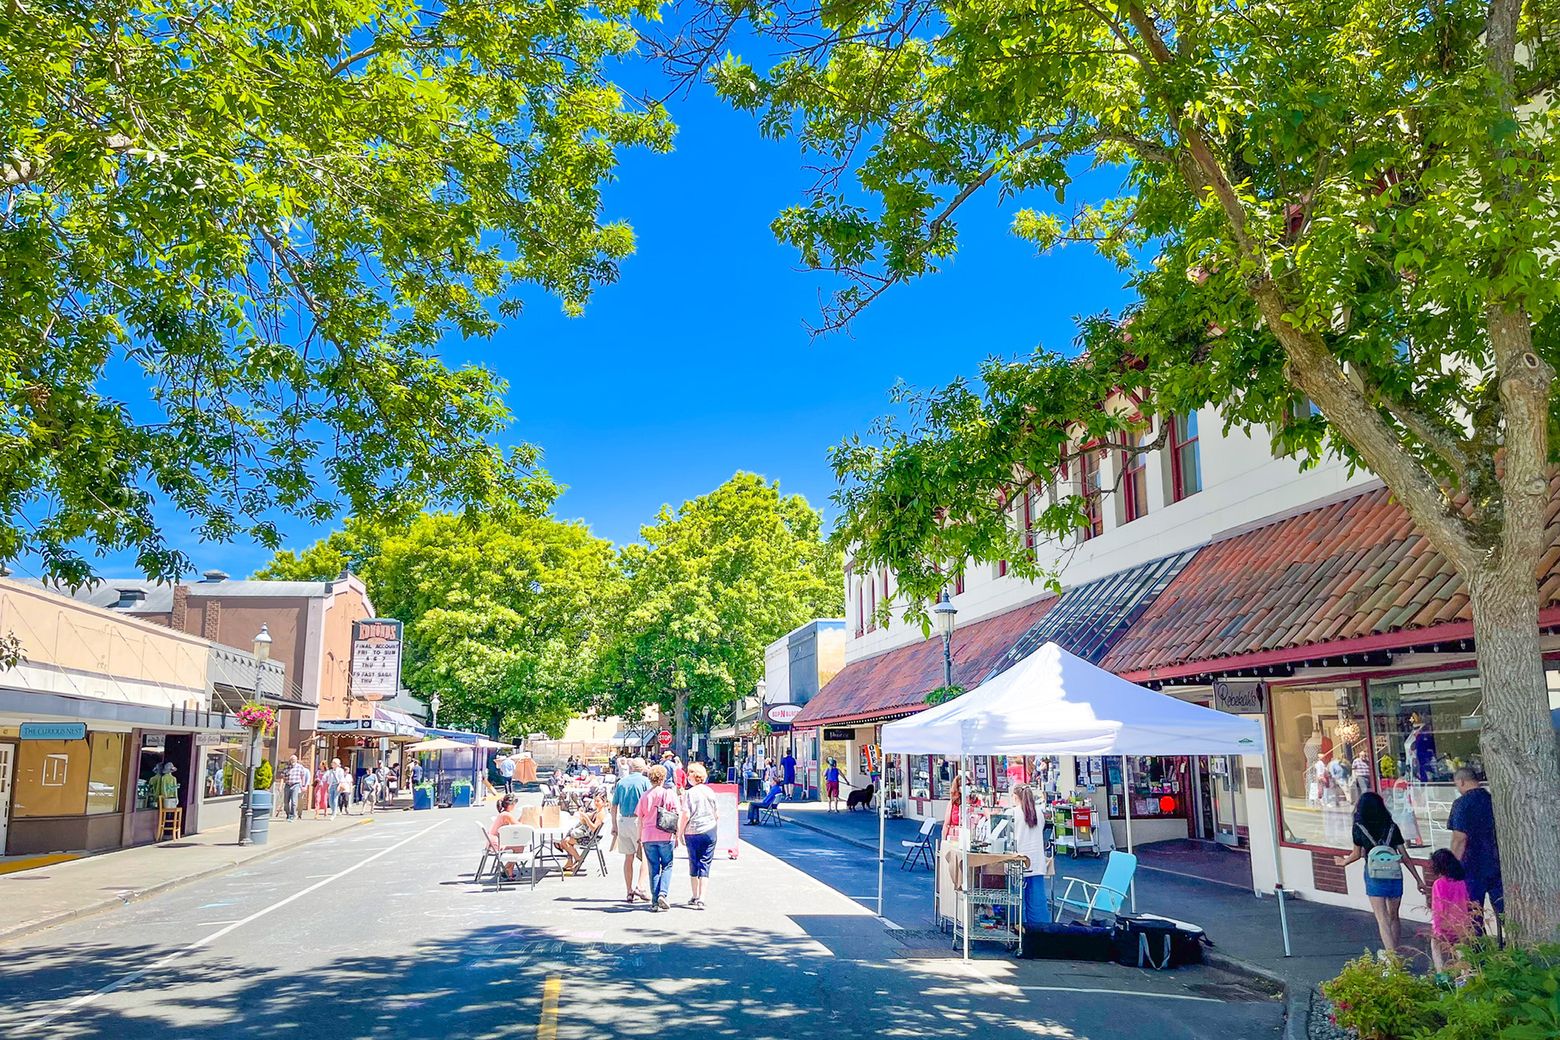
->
<box><xmin>846</xmin><ymin>783</ymin><xmax>876</xmax><ymax>811</ymax></box>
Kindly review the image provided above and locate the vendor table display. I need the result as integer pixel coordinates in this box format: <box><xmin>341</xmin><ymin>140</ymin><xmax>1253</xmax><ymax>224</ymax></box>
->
<box><xmin>936</xmin><ymin>845</ymin><xmax>1024</xmax><ymax>953</ymax></box>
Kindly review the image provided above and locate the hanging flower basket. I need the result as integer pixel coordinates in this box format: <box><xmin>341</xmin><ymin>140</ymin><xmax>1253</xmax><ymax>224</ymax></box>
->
<box><xmin>236</xmin><ymin>701</ymin><xmax>278</xmax><ymax>735</ymax></box>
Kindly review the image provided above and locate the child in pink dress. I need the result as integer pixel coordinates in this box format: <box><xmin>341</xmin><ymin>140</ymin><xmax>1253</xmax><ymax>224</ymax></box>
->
<box><xmin>1427</xmin><ymin>849</ymin><xmax>1475</xmax><ymax>971</ymax></box>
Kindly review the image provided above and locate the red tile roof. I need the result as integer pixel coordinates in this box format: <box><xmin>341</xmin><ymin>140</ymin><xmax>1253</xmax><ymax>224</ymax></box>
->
<box><xmin>1101</xmin><ymin>484</ymin><xmax>1560</xmax><ymax>679</ymax></box>
<box><xmin>793</xmin><ymin>596</ymin><xmax>1057</xmax><ymax>729</ymax></box>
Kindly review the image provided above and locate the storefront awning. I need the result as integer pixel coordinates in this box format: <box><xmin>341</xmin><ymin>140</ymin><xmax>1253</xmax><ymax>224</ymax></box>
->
<box><xmin>1101</xmin><ymin>482</ymin><xmax>1560</xmax><ymax>682</ymax></box>
<box><xmin>791</xmin><ymin>595</ymin><xmax>1058</xmax><ymax>730</ymax></box>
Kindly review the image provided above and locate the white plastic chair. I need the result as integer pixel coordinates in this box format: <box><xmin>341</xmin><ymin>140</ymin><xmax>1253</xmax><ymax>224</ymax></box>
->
<box><xmin>475</xmin><ymin>820</ymin><xmax>501</xmax><ymax>883</ymax></box>
<box><xmin>494</xmin><ymin>824</ymin><xmax>537</xmax><ymax>890</ymax></box>
<box><xmin>900</xmin><ymin>819</ymin><xmax>936</xmax><ymax>870</ymax></box>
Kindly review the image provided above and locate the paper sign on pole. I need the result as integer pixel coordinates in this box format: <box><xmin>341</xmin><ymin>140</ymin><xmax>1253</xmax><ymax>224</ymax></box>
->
<box><xmin>709</xmin><ymin>782</ymin><xmax>741</xmax><ymax>859</ymax></box>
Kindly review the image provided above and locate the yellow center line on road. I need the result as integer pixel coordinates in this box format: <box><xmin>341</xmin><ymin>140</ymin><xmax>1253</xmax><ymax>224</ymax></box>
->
<box><xmin>537</xmin><ymin>974</ymin><xmax>562</xmax><ymax>1040</ymax></box>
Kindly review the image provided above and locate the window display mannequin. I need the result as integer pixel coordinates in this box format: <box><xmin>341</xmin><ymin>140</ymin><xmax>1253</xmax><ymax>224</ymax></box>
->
<box><xmin>1404</xmin><ymin>713</ymin><xmax>1437</xmax><ymax>782</ymax></box>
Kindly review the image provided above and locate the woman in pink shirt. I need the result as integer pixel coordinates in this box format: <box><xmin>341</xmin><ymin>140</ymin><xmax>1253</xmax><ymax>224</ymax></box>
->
<box><xmin>639</xmin><ymin>765</ymin><xmax>685</xmax><ymax>912</ymax></box>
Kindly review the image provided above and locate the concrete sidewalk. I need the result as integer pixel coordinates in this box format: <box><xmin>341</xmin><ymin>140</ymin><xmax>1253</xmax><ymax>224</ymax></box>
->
<box><xmin>0</xmin><ymin>812</ymin><xmax>376</xmax><ymax>944</ymax></box>
<box><xmin>776</xmin><ymin>798</ymin><xmax>1426</xmax><ymax>1039</ymax></box>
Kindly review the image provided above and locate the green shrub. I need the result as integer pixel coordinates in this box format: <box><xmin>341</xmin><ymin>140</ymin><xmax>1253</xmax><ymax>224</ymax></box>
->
<box><xmin>1429</xmin><ymin>942</ymin><xmax>1560</xmax><ymax>1040</ymax></box>
<box><xmin>1320</xmin><ymin>953</ymin><xmax>1440</xmax><ymax>1040</ymax></box>
<box><xmin>451</xmin><ymin>779</ymin><xmax>472</xmax><ymax>793</ymax></box>
<box><xmin>253</xmin><ymin>759</ymin><xmax>273</xmax><ymax>791</ymax></box>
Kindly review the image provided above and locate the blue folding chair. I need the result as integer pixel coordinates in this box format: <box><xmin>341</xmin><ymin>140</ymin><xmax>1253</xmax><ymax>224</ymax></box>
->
<box><xmin>757</xmin><ymin>785</ymin><xmax>785</xmax><ymax>826</ymax></box>
<box><xmin>1054</xmin><ymin>851</ymin><xmax>1137</xmax><ymax>924</ymax></box>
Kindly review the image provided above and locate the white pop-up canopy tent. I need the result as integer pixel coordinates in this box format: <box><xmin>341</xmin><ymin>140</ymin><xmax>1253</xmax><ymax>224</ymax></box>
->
<box><xmin>877</xmin><ymin>641</ymin><xmax>1289</xmax><ymax>959</ymax></box>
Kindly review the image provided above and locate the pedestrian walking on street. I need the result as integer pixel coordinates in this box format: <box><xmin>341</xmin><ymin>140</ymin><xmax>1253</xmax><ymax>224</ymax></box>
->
<box><xmin>639</xmin><ymin>764</ymin><xmax>684</xmax><ymax>912</ymax></box>
<box><xmin>1335</xmin><ymin>791</ymin><xmax>1425</xmax><ymax>956</ymax></box>
<box><xmin>1448</xmin><ymin>766</ymin><xmax>1503</xmax><ymax>940</ymax></box>
<box><xmin>1425</xmin><ymin>849</ymin><xmax>1476</xmax><ymax>972</ymax></box>
<box><xmin>282</xmin><ymin>755</ymin><xmax>309</xmax><ymax>821</ymax></box>
<box><xmin>782</xmin><ymin>750</ymin><xmax>796</xmax><ymax>800</ymax></box>
<box><xmin>361</xmin><ymin>767</ymin><xmax>379</xmax><ymax>813</ymax></box>
<box><xmin>824</xmin><ymin>759</ymin><xmax>844</xmax><ymax>813</ymax></box>
<box><xmin>325</xmin><ymin>758</ymin><xmax>349</xmax><ymax>817</ymax></box>
<box><xmin>680</xmin><ymin>763</ymin><xmax>718</xmax><ymax>909</ymax></box>
<box><xmin>1011</xmin><ymin>785</ymin><xmax>1052</xmax><ymax>925</ymax></box>
<box><xmin>611</xmin><ymin>757</ymin><xmax>651</xmax><ymax>903</ymax></box>
<box><xmin>312</xmin><ymin>761</ymin><xmax>330</xmax><ymax>818</ymax></box>
<box><xmin>498</xmin><ymin>754</ymin><xmax>516</xmax><ymax>794</ymax></box>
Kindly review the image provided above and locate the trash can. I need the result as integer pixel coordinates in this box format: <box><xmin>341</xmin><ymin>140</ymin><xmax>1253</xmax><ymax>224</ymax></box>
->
<box><xmin>247</xmin><ymin>788</ymin><xmax>272</xmax><ymax>845</ymax></box>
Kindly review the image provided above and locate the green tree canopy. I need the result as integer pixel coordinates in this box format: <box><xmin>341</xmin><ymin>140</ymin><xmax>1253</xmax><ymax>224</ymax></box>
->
<box><xmin>594</xmin><ymin>472</ymin><xmax>843</xmax><ymax>752</ymax></box>
<box><xmin>675</xmin><ymin>0</ymin><xmax>1560</xmax><ymax>939</ymax></box>
<box><xmin>259</xmin><ymin>511</ymin><xmax>620</xmax><ymax>739</ymax></box>
<box><xmin>2</xmin><ymin>0</ymin><xmax>671</xmax><ymax>586</ymax></box>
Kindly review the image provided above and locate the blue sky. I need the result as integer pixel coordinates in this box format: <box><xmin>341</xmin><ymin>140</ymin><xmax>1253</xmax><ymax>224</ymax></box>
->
<box><xmin>68</xmin><ymin>70</ymin><xmax>1135</xmax><ymax>581</ymax></box>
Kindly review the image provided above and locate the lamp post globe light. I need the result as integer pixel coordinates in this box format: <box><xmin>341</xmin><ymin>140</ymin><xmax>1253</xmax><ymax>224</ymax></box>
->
<box><xmin>238</xmin><ymin>623</ymin><xmax>272</xmax><ymax>847</ymax></box>
<box><xmin>934</xmin><ymin>591</ymin><xmax>958</xmax><ymax>689</ymax></box>
<box><xmin>430</xmin><ymin>692</ymin><xmax>442</xmax><ymax>730</ymax></box>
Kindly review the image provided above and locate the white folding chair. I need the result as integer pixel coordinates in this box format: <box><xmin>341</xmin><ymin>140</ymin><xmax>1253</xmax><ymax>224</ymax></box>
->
<box><xmin>475</xmin><ymin>820</ymin><xmax>501</xmax><ymax>883</ymax></box>
<box><xmin>494</xmin><ymin>824</ymin><xmax>538</xmax><ymax>890</ymax></box>
<box><xmin>900</xmin><ymin>819</ymin><xmax>936</xmax><ymax>870</ymax></box>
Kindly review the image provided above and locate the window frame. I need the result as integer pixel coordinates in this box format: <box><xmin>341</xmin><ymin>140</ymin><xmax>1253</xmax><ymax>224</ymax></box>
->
<box><xmin>1121</xmin><ymin>443</ymin><xmax>1149</xmax><ymax>523</ymax></box>
<box><xmin>1169</xmin><ymin>412</ymin><xmax>1202</xmax><ymax>502</ymax></box>
<box><xmin>1079</xmin><ymin>449</ymin><xmax>1104</xmax><ymax>540</ymax></box>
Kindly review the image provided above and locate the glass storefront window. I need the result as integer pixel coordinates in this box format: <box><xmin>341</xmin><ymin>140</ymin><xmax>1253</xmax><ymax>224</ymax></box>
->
<box><xmin>1103</xmin><ymin>756</ymin><xmax>1189</xmax><ymax>820</ymax></box>
<box><xmin>13</xmin><ymin>738</ymin><xmax>91</xmax><ymax>817</ymax></box>
<box><xmin>203</xmin><ymin>745</ymin><xmax>250</xmax><ymax>800</ymax></box>
<box><xmin>1272</xmin><ymin>682</ymin><xmax>1368</xmax><ymax>849</ymax></box>
<box><xmin>86</xmin><ymin>732</ymin><xmax>125</xmax><ymax>815</ymax></box>
<box><xmin>909</xmin><ymin>754</ymin><xmax>949</xmax><ymax>799</ymax></box>
<box><xmin>1368</xmin><ymin>671</ymin><xmax>1483</xmax><ymax>852</ymax></box>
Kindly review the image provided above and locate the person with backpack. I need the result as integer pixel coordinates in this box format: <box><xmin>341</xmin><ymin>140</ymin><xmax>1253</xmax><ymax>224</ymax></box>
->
<box><xmin>1334</xmin><ymin>790</ymin><xmax>1425</xmax><ymax>956</ymax></box>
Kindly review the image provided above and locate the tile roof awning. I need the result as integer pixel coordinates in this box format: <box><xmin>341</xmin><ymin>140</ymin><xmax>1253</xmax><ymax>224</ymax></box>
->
<box><xmin>1101</xmin><ymin>484</ymin><xmax>1560</xmax><ymax>680</ymax></box>
<box><xmin>792</xmin><ymin>596</ymin><xmax>1057</xmax><ymax>730</ymax></box>
<box><xmin>985</xmin><ymin>550</ymin><xmax>1198</xmax><ymax>681</ymax></box>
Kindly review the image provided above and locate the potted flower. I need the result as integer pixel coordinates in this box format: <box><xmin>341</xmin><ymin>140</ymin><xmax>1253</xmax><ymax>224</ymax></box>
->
<box><xmin>236</xmin><ymin>701</ymin><xmax>278</xmax><ymax>845</ymax></box>
<box><xmin>450</xmin><ymin>779</ymin><xmax>473</xmax><ymax>808</ymax></box>
<box><xmin>413</xmin><ymin>782</ymin><xmax>435</xmax><ymax>811</ymax></box>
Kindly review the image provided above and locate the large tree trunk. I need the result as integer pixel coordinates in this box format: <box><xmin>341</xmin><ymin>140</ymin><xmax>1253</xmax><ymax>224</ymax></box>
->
<box><xmin>1466</xmin><ymin>572</ymin><xmax>1560</xmax><ymax>943</ymax></box>
<box><xmin>487</xmin><ymin>706</ymin><xmax>502</xmax><ymax>742</ymax></box>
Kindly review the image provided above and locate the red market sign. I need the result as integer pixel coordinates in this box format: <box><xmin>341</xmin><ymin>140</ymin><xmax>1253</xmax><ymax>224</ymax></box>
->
<box><xmin>657</xmin><ymin>730</ymin><xmax>673</xmax><ymax>747</ymax></box>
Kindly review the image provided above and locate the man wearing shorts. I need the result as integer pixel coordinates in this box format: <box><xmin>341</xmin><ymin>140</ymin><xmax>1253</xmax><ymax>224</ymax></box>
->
<box><xmin>611</xmin><ymin>758</ymin><xmax>651</xmax><ymax>903</ymax></box>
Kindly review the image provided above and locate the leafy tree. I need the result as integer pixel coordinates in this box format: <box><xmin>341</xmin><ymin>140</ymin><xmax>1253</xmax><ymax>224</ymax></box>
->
<box><xmin>2</xmin><ymin>0</ymin><xmax>670</xmax><ymax>586</ymax></box>
<box><xmin>678</xmin><ymin>1</ymin><xmax>1560</xmax><ymax>939</ymax></box>
<box><xmin>259</xmin><ymin>512</ymin><xmax>619</xmax><ymax>738</ymax></box>
<box><xmin>252</xmin><ymin>516</ymin><xmax>386</xmax><ymax>582</ymax></box>
<box><xmin>594</xmin><ymin>473</ymin><xmax>843</xmax><ymax>755</ymax></box>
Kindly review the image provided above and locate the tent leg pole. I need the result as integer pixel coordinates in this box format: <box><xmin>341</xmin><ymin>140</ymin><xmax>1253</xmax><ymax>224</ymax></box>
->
<box><xmin>1264</xmin><ymin>751</ymin><xmax>1292</xmax><ymax>957</ymax></box>
<box><xmin>954</xmin><ymin>757</ymin><xmax>967</xmax><ymax>966</ymax></box>
<box><xmin>1123</xmin><ymin>755</ymin><xmax>1135</xmax><ymax>913</ymax></box>
<box><xmin>877</xmin><ymin>757</ymin><xmax>887</xmax><ymax>920</ymax></box>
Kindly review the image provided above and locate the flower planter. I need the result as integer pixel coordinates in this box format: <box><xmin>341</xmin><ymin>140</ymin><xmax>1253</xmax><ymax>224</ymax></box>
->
<box><xmin>451</xmin><ymin>786</ymin><xmax>472</xmax><ymax>808</ymax></box>
<box><xmin>413</xmin><ymin>787</ymin><xmax>434</xmax><ymax>810</ymax></box>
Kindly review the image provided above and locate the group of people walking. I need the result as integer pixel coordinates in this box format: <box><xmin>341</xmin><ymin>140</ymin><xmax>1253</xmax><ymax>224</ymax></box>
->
<box><xmin>1335</xmin><ymin>767</ymin><xmax>1503</xmax><ymax>968</ymax></box>
<box><xmin>610</xmin><ymin>757</ymin><xmax>720</xmax><ymax>911</ymax></box>
<box><xmin>279</xmin><ymin>754</ymin><xmax>401</xmax><ymax>821</ymax></box>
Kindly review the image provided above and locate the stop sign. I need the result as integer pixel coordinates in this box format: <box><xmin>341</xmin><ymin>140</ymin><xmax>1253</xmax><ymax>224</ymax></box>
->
<box><xmin>657</xmin><ymin>730</ymin><xmax>672</xmax><ymax>747</ymax></box>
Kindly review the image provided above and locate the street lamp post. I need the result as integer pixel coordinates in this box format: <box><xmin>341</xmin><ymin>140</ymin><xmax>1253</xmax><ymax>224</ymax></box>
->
<box><xmin>934</xmin><ymin>591</ymin><xmax>958</xmax><ymax>688</ymax></box>
<box><xmin>238</xmin><ymin>623</ymin><xmax>272</xmax><ymax>846</ymax></box>
<box><xmin>430</xmin><ymin>692</ymin><xmax>442</xmax><ymax>730</ymax></box>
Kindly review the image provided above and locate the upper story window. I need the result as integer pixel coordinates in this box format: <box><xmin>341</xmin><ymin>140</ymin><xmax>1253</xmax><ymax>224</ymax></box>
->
<box><xmin>1079</xmin><ymin>450</ymin><xmax>1104</xmax><ymax>541</ymax></box>
<box><xmin>1169</xmin><ymin>412</ymin><xmax>1202</xmax><ymax>502</ymax></box>
<box><xmin>1023</xmin><ymin>485</ymin><xmax>1042</xmax><ymax>554</ymax></box>
<box><xmin>1121</xmin><ymin>438</ymin><xmax>1150</xmax><ymax>523</ymax></box>
<box><xmin>866</xmin><ymin>573</ymin><xmax>877</xmax><ymax>632</ymax></box>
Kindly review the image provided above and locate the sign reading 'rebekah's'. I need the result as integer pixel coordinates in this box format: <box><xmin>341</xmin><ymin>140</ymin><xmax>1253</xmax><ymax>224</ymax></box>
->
<box><xmin>350</xmin><ymin>618</ymin><xmax>403</xmax><ymax>702</ymax></box>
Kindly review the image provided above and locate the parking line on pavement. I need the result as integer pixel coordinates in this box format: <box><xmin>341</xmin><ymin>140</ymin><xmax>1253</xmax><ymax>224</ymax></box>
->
<box><xmin>17</xmin><ymin>819</ymin><xmax>447</xmax><ymax>1032</ymax></box>
<box><xmin>536</xmin><ymin>974</ymin><xmax>561</xmax><ymax>1040</ymax></box>
<box><xmin>1013</xmin><ymin>985</ymin><xmax>1222</xmax><ymax>1003</ymax></box>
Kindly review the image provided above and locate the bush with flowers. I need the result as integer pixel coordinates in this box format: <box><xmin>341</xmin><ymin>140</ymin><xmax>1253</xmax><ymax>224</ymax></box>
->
<box><xmin>235</xmin><ymin>701</ymin><xmax>277</xmax><ymax>734</ymax></box>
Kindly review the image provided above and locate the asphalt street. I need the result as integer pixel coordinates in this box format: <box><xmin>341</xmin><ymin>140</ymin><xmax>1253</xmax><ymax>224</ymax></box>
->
<box><xmin>0</xmin><ymin>805</ymin><xmax>1284</xmax><ymax>1039</ymax></box>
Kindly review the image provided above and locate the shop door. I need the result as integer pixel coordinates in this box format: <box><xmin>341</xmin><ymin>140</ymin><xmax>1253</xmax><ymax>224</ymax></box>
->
<box><xmin>1209</xmin><ymin>756</ymin><xmax>1241</xmax><ymax>847</ymax></box>
<box><xmin>1193</xmin><ymin>757</ymin><xmax>1217</xmax><ymax>840</ymax></box>
<box><xmin>0</xmin><ymin>742</ymin><xmax>13</xmax><ymax>853</ymax></box>
<box><xmin>164</xmin><ymin>734</ymin><xmax>194</xmax><ymax>814</ymax></box>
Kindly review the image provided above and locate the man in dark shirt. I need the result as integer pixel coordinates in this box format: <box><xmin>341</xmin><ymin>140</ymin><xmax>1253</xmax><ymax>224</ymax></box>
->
<box><xmin>1448</xmin><ymin>767</ymin><xmax>1503</xmax><ymax>932</ymax></box>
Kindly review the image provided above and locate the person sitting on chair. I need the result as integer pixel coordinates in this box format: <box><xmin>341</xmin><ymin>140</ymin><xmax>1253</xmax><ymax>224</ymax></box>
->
<box><xmin>746</xmin><ymin>778</ymin><xmax>782</xmax><ymax>825</ymax></box>
<box><xmin>559</xmin><ymin>791</ymin><xmax>607</xmax><ymax>875</ymax></box>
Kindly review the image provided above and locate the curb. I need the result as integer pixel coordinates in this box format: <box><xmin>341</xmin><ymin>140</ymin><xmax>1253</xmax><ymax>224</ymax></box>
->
<box><xmin>0</xmin><ymin>816</ymin><xmax>373</xmax><ymax>946</ymax></box>
<box><xmin>1203</xmin><ymin>950</ymin><xmax>1307</xmax><ymax>1040</ymax></box>
<box><xmin>779</xmin><ymin>813</ymin><xmax>884</xmax><ymax>854</ymax></box>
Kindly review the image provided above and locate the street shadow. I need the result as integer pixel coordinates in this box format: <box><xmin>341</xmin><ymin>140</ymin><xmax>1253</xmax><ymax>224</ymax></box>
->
<box><xmin>0</xmin><ymin>920</ymin><xmax>1167</xmax><ymax>1040</ymax></box>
